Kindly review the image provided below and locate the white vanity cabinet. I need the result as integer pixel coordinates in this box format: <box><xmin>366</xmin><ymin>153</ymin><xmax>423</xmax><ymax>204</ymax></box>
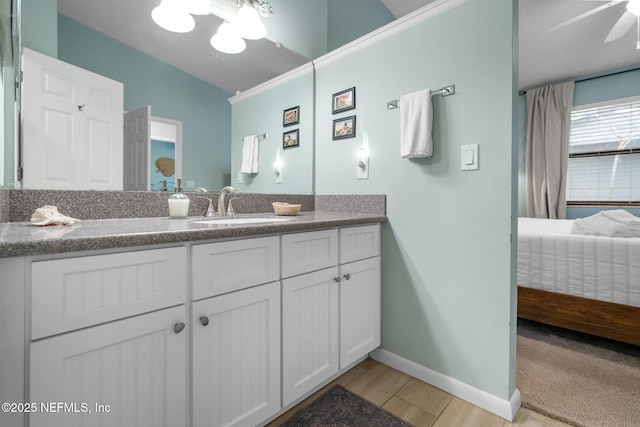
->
<box><xmin>16</xmin><ymin>221</ymin><xmax>381</xmax><ymax>427</ymax></box>
<box><xmin>28</xmin><ymin>247</ymin><xmax>188</xmax><ymax>427</ymax></box>
<box><xmin>338</xmin><ymin>226</ymin><xmax>381</xmax><ymax>368</ymax></box>
<box><xmin>281</xmin><ymin>224</ymin><xmax>381</xmax><ymax>406</ymax></box>
<box><xmin>191</xmin><ymin>237</ymin><xmax>281</xmax><ymax>427</ymax></box>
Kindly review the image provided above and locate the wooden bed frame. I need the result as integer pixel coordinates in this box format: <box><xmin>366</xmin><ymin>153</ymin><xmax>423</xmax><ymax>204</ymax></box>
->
<box><xmin>518</xmin><ymin>286</ymin><xmax>640</xmax><ymax>347</ymax></box>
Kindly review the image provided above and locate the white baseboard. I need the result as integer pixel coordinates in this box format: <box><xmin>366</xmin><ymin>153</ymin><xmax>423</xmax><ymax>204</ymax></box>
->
<box><xmin>370</xmin><ymin>348</ymin><xmax>521</xmax><ymax>421</ymax></box>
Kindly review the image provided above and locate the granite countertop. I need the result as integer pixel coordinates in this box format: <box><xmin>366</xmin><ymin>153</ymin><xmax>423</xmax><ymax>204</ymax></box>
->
<box><xmin>0</xmin><ymin>211</ymin><xmax>387</xmax><ymax>258</ymax></box>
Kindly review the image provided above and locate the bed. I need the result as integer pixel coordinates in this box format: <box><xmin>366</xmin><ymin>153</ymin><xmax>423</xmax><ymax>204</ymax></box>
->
<box><xmin>517</xmin><ymin>217</ymin><xmax>640</xmax><ymax>346</ymax></box>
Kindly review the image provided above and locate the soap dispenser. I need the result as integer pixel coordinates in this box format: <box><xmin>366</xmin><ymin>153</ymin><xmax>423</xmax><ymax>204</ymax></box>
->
<box><xmin>168</xmin><ymin>179</ymin><xmax>190</xmax><ymax>218</ymax></box>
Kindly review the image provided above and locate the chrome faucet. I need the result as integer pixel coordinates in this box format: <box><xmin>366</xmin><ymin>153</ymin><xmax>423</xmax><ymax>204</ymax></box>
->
<box><xmin>217</xmin><ymin>186</ymin><xmax>237</xmax><ymax>216</ymax></box>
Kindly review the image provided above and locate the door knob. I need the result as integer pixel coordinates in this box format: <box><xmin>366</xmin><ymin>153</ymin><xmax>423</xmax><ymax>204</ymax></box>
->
<box><xmin>173</xmin><ymin>322</ymin><xmax>186</xmax><ymax>334</ymax></box>
<box><xmin>343</xmin><ymin>273</ymin><xmax>351</xmax><ymax>280</ymax></box>
<box><xmin>200</xmin><ymin>316</ymin><xmax>210</xmax><ymax>326</ymax></box>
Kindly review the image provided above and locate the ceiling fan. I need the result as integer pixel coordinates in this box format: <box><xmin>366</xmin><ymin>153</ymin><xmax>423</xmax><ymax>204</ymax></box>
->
<box><xmin>543</xmin><ymin>0</ymin><xmax>640</xmax><ymax>48</ymax></box>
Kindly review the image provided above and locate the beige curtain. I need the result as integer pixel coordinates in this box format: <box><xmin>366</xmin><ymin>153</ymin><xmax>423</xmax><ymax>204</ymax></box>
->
<box><xmin>525</xmin><ymin>82</ymin><xmax>575</xmax><ymax>219</ymax></box>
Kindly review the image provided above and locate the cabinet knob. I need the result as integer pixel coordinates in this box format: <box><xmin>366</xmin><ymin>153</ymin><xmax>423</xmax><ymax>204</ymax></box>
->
<box><xmin>200</xmin><ymin>316</ymin><xmax>210</xmax><ymax>326</ymax></box>
<box><xmin>333</xmin><ymin>277</ymin><xmax>341</xmax><ymax>283</ymax></box>
<box><xmin>343</xmin><ymin>273</ymin><xmax>351</xmax><ymax>280</ymax></box>
<box><xmin>173</xmin><ymin>322</ymin><xmax>186</xmax><ymax>334</ymax></box>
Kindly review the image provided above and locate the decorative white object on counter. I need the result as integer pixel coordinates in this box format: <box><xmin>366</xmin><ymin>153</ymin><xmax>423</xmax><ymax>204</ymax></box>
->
<box><xmin>272</xmin><ymin>202</ymin><xmax>301</xmax><ymax>216</ymax></box>
<box><xmin>30</xmin><ymin>205</ymin><xmax>79</xmax><ymax>226</ymax></box>
<box><xmin>169</xmin><ymin>179</ymin><xmax>190</xmax><ymax>218</ymax></box>
<box><xmin>169</xmin><ymin>193</ymin><xmax>190</xmax><ymax>218</ymax></box>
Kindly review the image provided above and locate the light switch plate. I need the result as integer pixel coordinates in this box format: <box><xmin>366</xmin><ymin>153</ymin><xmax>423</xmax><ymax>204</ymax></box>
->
<box><xmin>276</xmin><ymin>170</ymin><xmax>283</xmax><ymax>183</ymax></box>
<box><xmin>236</xmin><ymin>171</ymin><xmax>243</xmax><ymax>184</ymax></box>
<box><xmin>461</xmin><ymin>144</ymin><xmax>479</xmax><ymax>171</ymax></box>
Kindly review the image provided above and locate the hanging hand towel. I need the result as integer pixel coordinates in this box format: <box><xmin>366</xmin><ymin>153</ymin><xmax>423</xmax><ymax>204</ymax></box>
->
<box><xmin>240</xmin><ymin>135</ymin><xmax>259</xmax><ymax>174</ymax></box>
<box><xmin>400</xmin><ymin>88</ymin><xmax>433</xmax><ymax>158</ymax></box>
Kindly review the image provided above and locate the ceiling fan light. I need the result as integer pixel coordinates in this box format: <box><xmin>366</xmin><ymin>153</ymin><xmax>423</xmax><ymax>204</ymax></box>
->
<box><xmin>210</xmin><ymin>22</ymin><xmax>247</xmax><ymax>54</ymax></box>
<box><xmin>627</xmin><ymin>0</ymin><xmax>640</xmax><ymax>16</ymax></box>
<box><xmin>152</xmin><ymin>0</ymin><xmax>195</xmax><ymax>33</ymax></box>
<box><xmin>233</xmin><ymin>2</ymin><xmax>268</xmax><ymax>40</ymax></box>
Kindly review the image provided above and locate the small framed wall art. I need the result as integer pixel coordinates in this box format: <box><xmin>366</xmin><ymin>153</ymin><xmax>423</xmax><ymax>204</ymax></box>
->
<box><xmin>283</xmin><ymin>129</ymin><xmax>299</xmax><ymax>149</ymax></box>
<box><xmin>332</xmin><ymin>87</ymin><xmax>355</xmax><ymax>114</ymax></box>
<box><xmin>332</xmin><ymin>115</ymin><xmax>356</xmax><ymax>140</ymax></box>
<box><xmin>283</xmin><ymin>105</ymin><xmax>300</xmax><ymax>127</ymax></box>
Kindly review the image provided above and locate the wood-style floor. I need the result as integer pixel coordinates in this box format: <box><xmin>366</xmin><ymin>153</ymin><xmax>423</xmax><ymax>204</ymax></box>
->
<box><xmin>267</xmin><ymin>358</ymin><xmax>571</xmax><ymax>427</ymax></box>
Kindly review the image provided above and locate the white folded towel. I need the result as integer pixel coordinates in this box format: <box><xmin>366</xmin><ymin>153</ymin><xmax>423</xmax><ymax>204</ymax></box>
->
<box><xmin>240</xmin><ymin>135</ymin><xmax>259</xmax><ymax>174</ymax></box>
<box><xmin>572</xmin><ymin>209</ymin><xmax>640</xmax><ymax>237</ymax></box>
<box><xmin>400</xmin><ymin>88</ymin><xmax>433</xmax><ymax>158</ymax></box>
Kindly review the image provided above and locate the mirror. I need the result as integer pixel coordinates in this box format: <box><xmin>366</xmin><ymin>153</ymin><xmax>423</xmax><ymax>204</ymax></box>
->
<box><xmin>1</xmin><ymin>0</ymin><xmax>18</xmax><ymax>189</ymax></box>
<box><xmin>2</xmin><ymin>0</ymin><xmax>402</xmax><ymax>194</ymax></box>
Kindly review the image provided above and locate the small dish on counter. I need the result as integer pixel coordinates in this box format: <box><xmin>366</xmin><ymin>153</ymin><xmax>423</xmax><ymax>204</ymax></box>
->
<box><xmin>272</xmin><ymin>202</ymin><xmax>301</xmax><ymax>216</ymax></box>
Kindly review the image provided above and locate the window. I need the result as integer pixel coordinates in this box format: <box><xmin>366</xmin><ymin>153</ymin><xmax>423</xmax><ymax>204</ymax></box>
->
<box><xmin>566</xmin><ymin>96</ymin><xmax>640</xmax><ymax>204</ymax></box>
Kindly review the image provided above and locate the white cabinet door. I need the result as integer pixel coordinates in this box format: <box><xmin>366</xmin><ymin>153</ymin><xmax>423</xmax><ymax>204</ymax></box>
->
<box><xmin>282</xmin><ymin>267</ymin><xmax>339</xmax><ymax>406</ymax></box>
<box><xmin>192</xmin><ymin>282</ymin><xmax>281</xmax><ymax>427</ymax></box>
<box><xmin>21</xmin><ymin>48</ymin><xmax>123</xmax><ymax>190</ymax></box>
<box><xmin>339</xmin><ymin>257</ymin><xmax>381</xmax><ymax>368</ymax></box>
<box><xmin>29</xmin><ymin>305</ymin><xmax>187</xmax><ymax>427</ymax></box>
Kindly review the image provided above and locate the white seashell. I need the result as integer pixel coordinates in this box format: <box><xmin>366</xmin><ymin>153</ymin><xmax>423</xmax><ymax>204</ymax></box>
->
<box><xmin>30</xmin><ymin>205</ymin><xmax>79</xmax><ymax>226</ymax></box>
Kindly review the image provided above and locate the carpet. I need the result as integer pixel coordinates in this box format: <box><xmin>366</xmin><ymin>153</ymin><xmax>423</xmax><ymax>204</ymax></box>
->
<box><xmin>282</xmin><ymin>385</ymin><xmax>412</xmax><ymax>427</ymax></box>
<box><xmin>517</xmin><ymin>319</ymin><xmax>640</xmax><ymax>427</ymax></box>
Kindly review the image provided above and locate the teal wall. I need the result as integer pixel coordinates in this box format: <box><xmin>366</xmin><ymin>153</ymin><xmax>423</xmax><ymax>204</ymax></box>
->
<box><xmin>315</xmin><ymin>0</ymin><xmax>516</xmax><ymax>399</ymax></box>
<box><xmin>266</xmin><ymin>0</ymin><xmax>328</xmax><ymax>59</ymax></box>
<box><xmin>57</xmin><ymin>15</ymin><xmax>232</xmax><ymax>192</ymax></box>
<box><xmin>21</xmin><ymin>0</ymin><xmax>57</xmax><ymax>57</ymax></box>
<box><xmin>518</xmin><ymin>67</ymin><xmax>640</xmax><ymax>219</ymax></box>
<box><xmin>266</xmin><ymin>0</ymin><xmax>393</xmax><ymax>60</ymax></box>
<box><xmin>231</xmin><ymin>68</ymin><xmax>315</xmax><ymax>194</ymax></box>
<box><xmin>327</xmin><ymin>0</ymin><xmax>394</xmax><ymax>51</ymax></box>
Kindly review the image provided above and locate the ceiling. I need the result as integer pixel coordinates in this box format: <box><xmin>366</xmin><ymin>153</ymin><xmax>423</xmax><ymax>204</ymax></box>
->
<box><xmin>56</xmin><ymin>0</ymin><xmax>640</xmax><ymax>94</ymax></box>
<box><xmin>519</xmin><ymin>0</ymin><xmax>640</xmax><ymax>90</ymax></box>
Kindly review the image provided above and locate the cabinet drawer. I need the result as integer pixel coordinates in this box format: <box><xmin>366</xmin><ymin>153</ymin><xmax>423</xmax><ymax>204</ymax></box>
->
<box><xmin>192</xmin><ymin>236</ymin><xmax>279</xmax><ymax>300</ymax></box>
<box><xmin>31</xmin><ymin>247</ymin><xmax>187</xmax><ymax>339</ymax></box>
<box><xmin>340</xmin><ymin>224</ymin><xmax>380</xmax><ymax>264</ymax></box>
<box><xmin>281</xmin><ymin>229</ymin><xmax>339</xmax><ymax>278</ymax></box>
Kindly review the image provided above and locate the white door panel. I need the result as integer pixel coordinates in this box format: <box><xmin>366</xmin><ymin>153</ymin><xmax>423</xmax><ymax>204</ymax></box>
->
<box><xmin>21</xmin><ymin>47</ymin><xmax>123</xmax><ymax>190</ymax></box>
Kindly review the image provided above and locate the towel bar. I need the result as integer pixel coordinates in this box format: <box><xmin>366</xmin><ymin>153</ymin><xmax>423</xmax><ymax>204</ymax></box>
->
<box><xmin>387</xmin><ymin>84</ymin><xmax>455</xmax><ymax>110</ymax></box>
<box><xmin>240</xmin><ymin>133</ymin><xmax>268</xmax><ymax>142</ymax></box>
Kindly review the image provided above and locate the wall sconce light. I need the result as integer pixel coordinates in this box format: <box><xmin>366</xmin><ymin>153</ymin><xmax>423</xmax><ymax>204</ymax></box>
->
<box><xmin>273</xmin><ymin>159</ymin><xmax>283</xmax><ymax>183</ymax></box>
<box><xmin>357</xmin><ymin>147</ymin><xmax>369</xmax><ymax>180</ymax></box>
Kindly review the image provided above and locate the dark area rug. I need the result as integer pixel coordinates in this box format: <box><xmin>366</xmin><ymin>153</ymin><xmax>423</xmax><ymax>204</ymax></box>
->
<box><xmin>282</xmin><ymin>385</ymin><xmax>412</xmax><ymax>427</ymax></box>
<box><xmin>517</xmin><ymin>318</ymin><xmax>640</xmax><ymax>427</ymax></box>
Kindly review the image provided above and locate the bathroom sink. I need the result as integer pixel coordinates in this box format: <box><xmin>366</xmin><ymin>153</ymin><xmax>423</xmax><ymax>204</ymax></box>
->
<box><xmin>193</xmin><ymin>217</ymin><xmax>294</xmax><ymax>225</ymax></box>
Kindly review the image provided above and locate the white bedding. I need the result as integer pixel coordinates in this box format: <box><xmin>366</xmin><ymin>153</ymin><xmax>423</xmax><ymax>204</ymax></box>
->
<box><xmin>518</xmin><ymin>217</ymin><xmax>640</xmax><ymax>308</ymax></box>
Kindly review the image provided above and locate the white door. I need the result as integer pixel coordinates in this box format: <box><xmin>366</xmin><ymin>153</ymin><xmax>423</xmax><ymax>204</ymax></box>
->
<box><xmin>29</xmin><ymin>306</ymin><xmax>187</xmax><ymax>427</ymax></box>
<box><xmin>339</xmin><ymin>257</ymin><xmax>381</xmax><ymax>368</ymax></box>
<box><xmin>123</xmin><ymin>106</ymin><xmax>150</xmax><ymax>191</ymax></box>
<box><xmin>282</xmin><ymin>267</ymin><xmax>339</xmax><ymax>406</ymax></box>
<box><xmin>192</xmin><ymin>282</ymin><xmax>281</xmax><ymax>427</ymax></box>
<box><xmin>21</xmin><ymin>47</ymin><xmax>123</xmax><ymax>190</ymax></box>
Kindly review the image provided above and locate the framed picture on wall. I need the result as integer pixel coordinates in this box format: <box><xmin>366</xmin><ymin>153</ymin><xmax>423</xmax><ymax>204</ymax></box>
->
<box><xmin>332</xmin><ymin>116</ymin><xmax>356</xmax><ymax>140</ymax></box>
<box><xmin>283</xmin><ymin>106</ymin><xmax>300</xmax><ymax>126</ymax></box>
<box><xmin>332</xmin><ymin>87</ymin><xmax>356</xmax><ymax>114</ymax></box>
<box><xmin>283</xmin><ymin>129</ymin><xmax>299</xmax><ymax>149</ymax></box>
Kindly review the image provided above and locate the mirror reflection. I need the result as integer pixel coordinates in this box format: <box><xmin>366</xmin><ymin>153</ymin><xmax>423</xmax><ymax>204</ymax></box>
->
<box><xmin>2</xmin><ymin>0</ymin><xmax>410</xmax><ymax>193</ymax></box>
